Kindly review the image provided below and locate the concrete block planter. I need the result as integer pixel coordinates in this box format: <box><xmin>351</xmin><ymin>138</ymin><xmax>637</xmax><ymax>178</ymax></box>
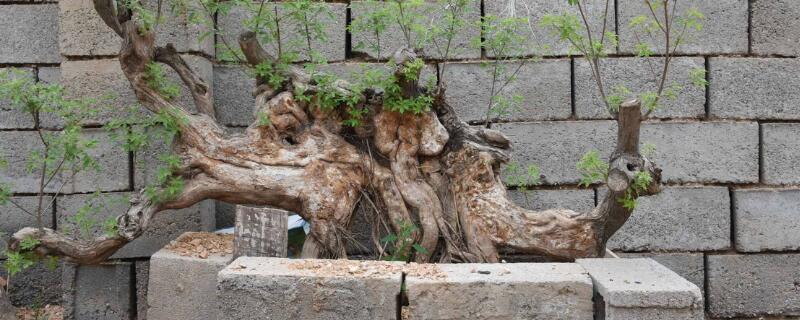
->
<box><xmin>143</xmin><ymin>234</ymin><xmax>703</xmax><ymax>319</ymax></box>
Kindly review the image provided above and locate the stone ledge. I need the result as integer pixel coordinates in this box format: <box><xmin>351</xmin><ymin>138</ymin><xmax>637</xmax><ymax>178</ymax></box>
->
<box><xmin>217</xmin><ymin>257</ymin><xmax>403</xmax><ymax>320</ymax></box>
<box><xmin>404</xmin><ymin>263</ymin><xmax>594</xmax><ymax>319</ymax></box>
<box><xmin>578</xmin><ymin>258</ymin><xmax>704</xmax><ymax>320</ymax></box>
<box><xmin>147</xmin><ymin>233</ymin><xmax>233</xmax><ymax>320</ymax></box>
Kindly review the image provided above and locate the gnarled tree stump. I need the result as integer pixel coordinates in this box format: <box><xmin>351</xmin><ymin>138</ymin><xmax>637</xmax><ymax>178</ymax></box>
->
<box><xmin>9</xmin><ymin>2</ymin><xmax>661</xmax><ymax>264</ymax></box>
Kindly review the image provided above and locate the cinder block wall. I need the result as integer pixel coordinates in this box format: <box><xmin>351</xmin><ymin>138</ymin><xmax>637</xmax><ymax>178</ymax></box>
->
<box><xmin>1</xmin><ymin>0</ymin><xmax>798</xmax><ymax>319</ymax></box>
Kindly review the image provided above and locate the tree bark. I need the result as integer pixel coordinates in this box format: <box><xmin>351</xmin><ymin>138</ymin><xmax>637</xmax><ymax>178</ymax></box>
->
<box><xmin>233</xmin><ymin>206</ymin><xmax>288</xmax><ymax>259</ymax></box>
<box><xmin>9</xmin><ymin>5</ymin><xmax>662</xmax><ymax>264</ymax></box>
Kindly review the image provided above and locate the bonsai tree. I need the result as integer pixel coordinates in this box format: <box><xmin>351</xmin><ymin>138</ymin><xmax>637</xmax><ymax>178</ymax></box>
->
<box><xmin>2</xmin><ymin>0</ymin><xmax>705</xmax><ymax>267</ymax></box>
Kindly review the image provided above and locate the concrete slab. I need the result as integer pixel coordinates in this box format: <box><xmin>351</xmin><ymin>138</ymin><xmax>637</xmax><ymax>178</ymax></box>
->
<box><xmin>578</xmin><ymin>258</ymin><xmax>704</xmax><ymax>320</ymax></box>
<box><xmin>147</xmin><ymin>233</ymin><xmax>232</xmax><ymax>320</ymax></box>
<box><xmin>217</xmin><ymin>257</ymin><xmax>403</xmax><ymax>320</ymax></box>
<box><xmin>404</xmin><ymin>263</ymin><xmax>594</xmax><ymax>320</ymax></box>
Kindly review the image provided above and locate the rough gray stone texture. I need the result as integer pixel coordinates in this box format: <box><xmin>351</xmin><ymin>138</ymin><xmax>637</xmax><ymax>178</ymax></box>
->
<box><xmin>56</xmin><ymin>192</ymin><xmax>215</xmax><ymax>258</ymax></box>
<box><xmin>640</xmin><ymin>122</ymin><xmax>759</xmax><ymax>184</ymax></box>
<box><xmin>0</xmin><ymin>197</ymin><xmax>53</xmax><ymax>259</ymax></box>
<box><xmin>751</xmin><ymin>0</ymin><xmax>800</xmax><ymax>56</ymax></box>
<box><xmin>350</xmin><ymin>0</ymin><xmax>481</xmax><ymax>59</ymax></box>
<box><xmin>618</xmin><ymin>0</ymin><xmax>748</xmax><ymax>55</ymax></box>
<box><xmin>494</xmin><ymin>121</ymin><xmax>617</xmax><ymax>185</ymax></box>
<box><xmin>733</xmin><ymin>189</ymin><xmax>800</xmax><ymax>252</ymax></box>
<box><xmin>0</xmin><ymin>5</ymin><xmax>60</xmax><ymax>63</ymax></box>
<box><xmin>214</xmin><ymin>65</ymin><xmax>255</xmax><ymax>127</ymax></box>
<box><xmin>574</xmin><ymin>57</ymin><xmax>706</xmax><ymax>119</ymax></box>
<box><xmin>762</xmin><ymin>124</ymin><xmax>800</xmax><ymax>184</ymax></box>
<box><xmin>618</xmin><ymin>253</ymin><xmax>705</xmax><ymax>295</ymax></box>
<box><xmin>37</xmin><ymin>67</ymin><xmax>61</xmax><ymax>84</ymax></box>
<box><xmin>709</xmin><ymin>58</ymin><xmax>800</xmax><ymax>120</ymax></box>
<box><xmin>0</xmin><ymin>68</ymin><xmax>36</xmax><ymax>129</ymax></box>
<box><xmin>440</xmin><ymin>60</ymin><xmax>571</xmax><ymax>123</ymax></box>
<box><xmin>147</xmin><ymin>243</ymin><xmax>231</xmax><ymax>320</ymax></box>
<box><xmin>218</xmin><ymin>3</ymin><xmax>346</xmax><ymax>62</ymax></box>
<box><xmin>577</xmin><ymin>258</ymin><xmax>704</xmax><ymax>320</ymax></box>
<box><xmin>217</xmin><ymin>257</ymin><xmax>402</xmax><ymax>320</ymax></box>
<box><xmin>608</xmin><ymin>186</ymin><xmax>731</xmax><ymax>251</ymax></box>
<box><xmin>404</xmin><ymin>263</ymin><xmax>594</xmax><ymax>319</ymax></box>
<box><xmin>496</xmin><ymin>121</ymin><xmax>755</xmax><ymax>184</ymax></box>
<box><xmin>46</xmin><ymin>57</ymin><xmax>211</xmax><ymax>128</ymax></box>
<box><xmin>136</xmin><ymin>260</ymin><xmax>149</xmax><ymax>320</ymax></box>
<box><xmin>0</xmin><ymin>262</ymin><xmax>62</xmax><ymax>307</ymax></box>
<box><xmin>59</xmin><ymin>0</ymin><xmax>119</xmax><ymax>56</ymax></box>
<box><xmin>508</xmin><ymin>188</ymin><xmax>595</xmax><ymax>212</ymax></box>
<box><xmin>707</xmin><ymin>254</ymin><xmax>800</xmax><ymax>318</ymax></box>
<box><xmin>60</xmin><ymin>0</ymin><xmax>213</xmax><ymax>56</ymax></box>
<box><xmin>0</xmin><ymin>129</ymin><xmax>129</xmax><ymax>193</ymax></box>
<box><xmin>485</xmin><ymin>0</ymin><xmax>614</xmax><ymax>57</ymax></box>
<box><xmin>62</xmin><ymin>262</ymin><xmax>134</xmax><ymax>320</ymax></box>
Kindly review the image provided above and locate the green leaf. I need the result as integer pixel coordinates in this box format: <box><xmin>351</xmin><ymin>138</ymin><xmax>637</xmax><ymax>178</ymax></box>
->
<box><xmin>411</xmin><ymin>243</ymin><xmax>428</xmax><ymax>254</ymax></box>
<box><xmin>576</xmin><ymin>150</ymin><xmax>609</xmax><ymax>187</ymax></box>
<box><xmin>19</xmin><ymin>236</ymin><xmax>40</xmax><ymax>251</ymax></box>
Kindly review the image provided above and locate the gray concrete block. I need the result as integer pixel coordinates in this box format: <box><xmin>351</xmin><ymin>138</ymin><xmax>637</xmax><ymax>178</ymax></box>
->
<box><xmin>733</xmin><ymin>189</ymin><xmax>800</xmax><ymax>252</ymax></box>
<box><xmin>0</xmin><ymin>197</ymin><xmax>54</xmax><ymax>259</ymax></box>
<box><xmin>497</xmin><ymin>121</ymin><xmax>754</xmax><ymax>185</ymax></box>
<box><xmin>762</xmin><ymin>124</ymin><xmax>800</xmax><ymax>184</ymax></box>
<box><xmin>0</xmin><ymin>130</ymin><xmax>125</xmax><ymax>194</ymax></box>
<box><xmin>37</xmin><ymin>67</ymin><xmax>61</xmax><ymax>84</ymax></box>
<box><xmin>752</xmin><ymin>0</ymin><xmax>800</xmax><ymax>56</ymax></box>
<box><xmin>608</xmin><ymin>186</ymin><xmax>731</xmax><ymax>251</ymax></box>
<box><xmin>485</xmin><ymin>0</ymin><xmax>614</xmax><ymax>57</ymax></box>
<box><xmin>508</xmin><ymin>188</ymin><xmax>595</xmax><ymax>212</ymax></box>
<box><xmin>135</xmin><ymin>260</ymin><xmax>149</xmax><ymax>320</ymax></box>
<box><xmin>145</xmin><ymin>0</ymin><xmax>214</xmax><ymax>56</ymax></box>
<box><xmin>62</xmin><ymin>262</ymin><xmax>134</xmax><ymax>320</ymax></box>
<box><xmin>494</xmin><ymin>121</ymin><xmax>617</xmax><ymax>185</ymax></box>
<box><xmin>56</xmin><ymin>192</ymin><xmax>215</xmax><ymax>258</ymax></box>
<box><xmin>641</xmin><ymin>122</ymin><xmax>759</xmax><ymax>183</ymax></box>
<box><xmin>218</xmin><ymin>3</ymin><xmax>346</xmax><ymax>62</ymax></box>
<box><xmin>574</xmin><ymin>57</ymin><xmax>706</xmax><ymax>119</ymax></box>
<box><xmin>0</xmin><ymin>5</ymin><xmax>60</xmax><ymax>63</ymax></box>
<box><xmin>404</xmin><ymin>263</ymin><xmax>594</xmax><ymax>319</ymax></box>
<box><xmin>707</xmin><ymin>254</ymin><xmax>800</xmax><ymax>318</ymax></box>
<box><xmin>217</xmin><ymin>257</ymin><xmax>402</xmax><ymax>320</ymax></box>
<box><xmin>147</xmin><ymin>243</ymin><xmax>231</xmax><ymax>320</ymax></box>
<box><xmin>351</xmin><ymin>0</ymin><xmax>481</xmax><ymax>59</ymax></box>
<box><xmin>441</xmin><ymin>60</ymin><xmax>571</xmax><ymax>122</ymax></box>
<box><xmin>0</xmin><ymin>68</ymin><xmax>36</xmax><ymax>130</ymax></box>
<box><xmin>618</xmin><ymin>0</ymin><xmax>748</xmax><ymax>55</ymax></box>
<box><xmin>709</xmin><ymin>58</ymin><xmax>800</xmax><ymax>119</ymax></box>
<box><xmin>214</xmin><ymin>65</ymin><xmax>255</xmax><ymax>127</ymax></box>
<box><xmin>46</xmin><ymin>57</ymin><xmax>210</xmax><ymax>128</ymax></box>
<box><xmin>60</xmin><ymin>0</ymin><xmax>213</xmax><ymax>56</ymax></box>
<box><xmin>617</xmin><ymin>253</ymin><xmax>705</xmax><ymax>294</ymax></box>
<box><xmin>62</xmin><ymin>128</ymin><xmax>131</xmax><ymax>193</ymax></box>
<box><xmin>0</xmin><ymin>262</ymin><xmax>62</xmax><ymax>307</ymax></box>
<box><xmin>577</xmin><ymin>258</ymin><xmax>704</xmax><ymax>320</ymax></box>
<box><xmin>60</xmin><ymin>0</ymin><xmax>120</xmax><ymax>56</ymax></box>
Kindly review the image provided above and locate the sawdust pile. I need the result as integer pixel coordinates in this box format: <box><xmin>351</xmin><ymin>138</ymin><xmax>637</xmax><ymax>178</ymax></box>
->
<box><xmin>16</xmin><ymin>305</ymin><xmax>62</xmax><ymax>320</ymax></box>
<box><xmin>165</xmin><ymin>232</ymin><xmax>233</xmax><ymax>259</ymax></box>
<box><xmin>286</xmin><ymin>260</ymin><xmax>446</xmax><ymax>279</ymax></box>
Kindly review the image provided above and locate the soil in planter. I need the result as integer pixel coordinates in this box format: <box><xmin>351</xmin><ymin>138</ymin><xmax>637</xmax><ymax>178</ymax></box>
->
<box><xmin>165</xmin><ymin>232</ymin><xmax>234</xmax><ymax>259</ymax></box>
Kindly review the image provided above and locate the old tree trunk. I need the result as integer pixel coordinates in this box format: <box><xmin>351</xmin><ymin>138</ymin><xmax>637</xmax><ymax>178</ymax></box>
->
<box><xmin>9</xmin><ymin>4</ymin><xmax>661</xmax><ymax>264</ymax></box>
